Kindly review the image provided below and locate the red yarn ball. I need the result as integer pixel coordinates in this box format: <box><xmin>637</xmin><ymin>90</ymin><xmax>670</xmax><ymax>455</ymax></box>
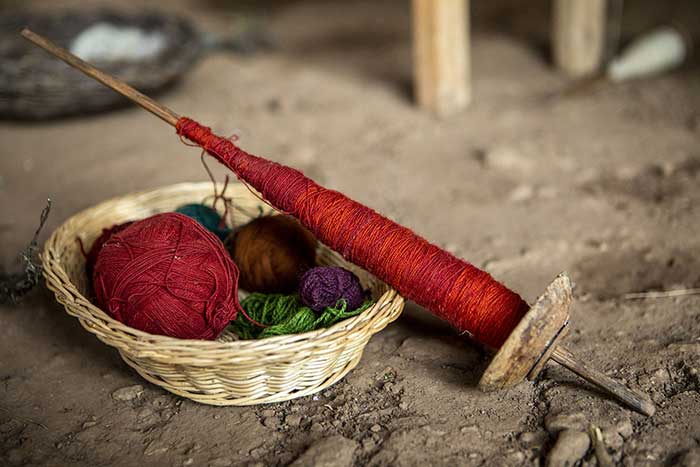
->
<box><xmin>86</xmin><ymin>221</ymin><xmax>133</xmax><ymax>285</ymax></box>
<box><xmin>93</xmin><ymin>213</ymin><xmax>241</xmax><ymax>340</ymax></box>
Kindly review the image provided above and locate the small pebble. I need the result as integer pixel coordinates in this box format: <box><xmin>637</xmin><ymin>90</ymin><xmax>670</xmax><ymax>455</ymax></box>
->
<box><xmin>261</xmin><ymin>409</ymin><xmax>276</xmax><ymax>418</ymax></box>
<box><xmin>23</xmin><ymin>158</ymin><xmax>34</xmax><ymax>172</ymax></box>
<box><xmin>137</xmin><ymin>408</ymin><xmax>155</xmax><ymax>419</ymax></box>
<box><xmin>209</xmin><ymin>458</ymin><xmax>233</xmax><ymax>467</ymax></box>
<box><xmin>546</xmin><ymin>429</ymin><xmax>590</xmax><ymax>467</ymax></box>
<box><xmin>616</xmin><ymin>419</ymin><xmax>633</xmax><ymax>439</ymax></box>
<box><xmin>519</xmin><ymin>431</ymin><xmax>547</xmax><ymax>448</ymax></box>
<box><xmin>111</xmin><ymin>384</ymin><xmax>144</xmax><ymax>401</ymax></box>
<box><xmin>183</xmin><ymin>458</ymin><xmax>194</xmax><ymax>466</ymax></box>
<box><xmin>460</xmin><ymin>425</ymin><xmax>479</xmax><ymax>435</ymax></box>
<box><xmin>505</xmin><ymin>450</ymin><xmax>526</xmax><ymax>464</ymax></box>
<box><xmin>286</xmin><ymin>414</ymin><xmax>303</xmax><ymax>427</ymax></box>
<box><xmin>249</xmin><ymin>448</ymin><xmax>266</xmax><ymax>457</ymax></box>
<box><xmin>678</xmin><ymin>447</ymin><xmax>700</xmax><ymax>467</ymax></box>
<box><xmin>290</xmin><ymin>435</ymin><xmax>358</xmax><ymax>467</ymax></box>
<box><xmin>310</xmin><ymin>422</ymin><xmax>324</xmax><ymax>432</ymax></box>
<box><xmin>370</xmin><ymin>424</ymin><xmax>382</xmax><ymax>433</ymax></box>
<box><xmin>545</xmin><ymin>411</ymin><xmax>587</xmax><ymax>434</ymax></box>
<box><xmin>602</xmin><ymin>427</ymin><xmax>624</xmax><ymax>450</ymax></box>
<box><xmin>144</xmin><ymin>441</ymin><xmax>169</xmax><ymax>456</ymax></box>
<box><xmin>652</xmin><ymin>367</ymin><xmax>671</xmax><ymax>385</ymax></box>
<box><xmin>509</xmin><ymin>184</ymin><xmax>535</xmax><ymax>203</ymax></box>
<box><xmin>263</xmin><ymin>416</ymin><xmax>281</xmax><ymax>429</ymax></box>
<box><xmin>361</xmin><ymin>438</ymin><xmax>376</xmax><ymax>453</ymax></box>
<box><xmin>479</xmin><ymin>146</ymin><xmax>533</xmax><ymax>172</ymax></box>
<box><xmin>186</xmin><ymin>443</ymin><xmax>201</xmax><ymax>455</ymax></box>
<box><xmin>152</xmin><ymin>395</ymin><xmax>173</xmax><ymax>407</ymax></box>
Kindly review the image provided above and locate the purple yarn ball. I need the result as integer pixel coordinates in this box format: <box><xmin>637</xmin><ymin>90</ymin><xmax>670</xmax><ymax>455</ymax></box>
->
<box><xmin>299</xmin><ymin>266</ymin><xmax>365</xmax><ymax>312</ymax></box>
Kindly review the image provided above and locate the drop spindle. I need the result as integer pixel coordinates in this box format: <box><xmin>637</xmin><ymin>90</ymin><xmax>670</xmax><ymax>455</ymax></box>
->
<box><xmin>22</xmin><ymin>28</ymin><xmax>654</xmax><ymax>416</ymax></box>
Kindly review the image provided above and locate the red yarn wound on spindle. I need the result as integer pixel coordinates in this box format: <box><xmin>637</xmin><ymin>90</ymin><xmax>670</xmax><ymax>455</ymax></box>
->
<box><xmin>93</xmin><ymin>212</ymin><xmax>241</xmax><ymax>340</ymax></box>
<box><xmin>176</xmin><ymin>118</ymin><xmax>529</xmax><ymax>348</ymax></box>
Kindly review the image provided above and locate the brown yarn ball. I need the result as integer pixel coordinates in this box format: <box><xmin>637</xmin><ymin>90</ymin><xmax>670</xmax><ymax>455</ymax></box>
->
<box><xmin>227</xmin><ymin>215</ymin><xmax>317</xmax><ymax>294</ymax></box>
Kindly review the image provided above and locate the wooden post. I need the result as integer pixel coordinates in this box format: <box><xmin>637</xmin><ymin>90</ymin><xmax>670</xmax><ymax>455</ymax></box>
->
<box><xmin>553</xmin><ymin>0</ymin><xmax>607</xmax><ymax>77</ymax></box>
<box><xmin>412</xmin><ymin>0</ymin><xmax>470</xmax><ymax>116</ymax></box>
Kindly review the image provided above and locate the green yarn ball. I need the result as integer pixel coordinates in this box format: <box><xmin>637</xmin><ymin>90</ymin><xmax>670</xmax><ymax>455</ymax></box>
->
<box><xmin>231</xmin><ymin>293</ymin><xmax>373</xmax><ymax>339</ymax></box>
<box><xmin>175</xmin><ymin>204</ymin><xmax>231</xmax><ymax>241</ymax></box>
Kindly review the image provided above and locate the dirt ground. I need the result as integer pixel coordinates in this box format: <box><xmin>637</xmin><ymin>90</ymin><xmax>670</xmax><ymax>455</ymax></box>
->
<box><xmin>2</xmin><ymin>1</ymin><xmax>700</xmax><ymax>466</ymax></box>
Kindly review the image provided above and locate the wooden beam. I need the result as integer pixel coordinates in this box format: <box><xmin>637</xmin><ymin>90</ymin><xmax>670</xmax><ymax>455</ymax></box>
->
<box><xmin>552</xmin><ymin>0</ymin><xmax>607</xmax><ymax>77</ymax></box>
<box><xmin>412</xmin><ymin>0</ymin><xmax>470</xmax><ymax>116</ymax></box>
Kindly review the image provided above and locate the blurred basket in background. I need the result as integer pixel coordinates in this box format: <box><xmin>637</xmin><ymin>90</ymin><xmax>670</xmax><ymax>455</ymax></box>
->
<box><xmin>0</xmin><ymin>10</ymin><xmax>201</xmax><ymax>119</ymax></box>
<box><xmin>41</xmin><ymin>182</ymin><xmax>405</xmax><ymax>405</ymax></box>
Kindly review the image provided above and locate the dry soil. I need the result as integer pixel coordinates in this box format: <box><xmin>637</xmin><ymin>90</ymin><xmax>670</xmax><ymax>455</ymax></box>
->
<box><xmin>1</xmin><ymin>1</ymin><xmax>699</xmax><ymax>466</ymax></box>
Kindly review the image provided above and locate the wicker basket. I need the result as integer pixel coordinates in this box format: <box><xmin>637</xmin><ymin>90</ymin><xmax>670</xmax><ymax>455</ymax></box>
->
<box><xmin>0</xmin><ymin>10</ymin><xmax>200</xmax><ymax>120</ymax></box>
<box><xmin>41</xmin><ymin>182</ymin><xmax>404</xmax><ymax>405</ymax></box>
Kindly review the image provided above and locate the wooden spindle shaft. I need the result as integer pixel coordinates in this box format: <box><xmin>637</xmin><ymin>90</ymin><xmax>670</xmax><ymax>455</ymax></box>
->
<box><xmin>21</xmin><ymin>28</ymin><xmax>180</xmax><ymax>127</ymax></box>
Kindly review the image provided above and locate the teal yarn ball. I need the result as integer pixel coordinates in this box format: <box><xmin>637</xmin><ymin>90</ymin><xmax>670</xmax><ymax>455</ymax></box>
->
<box><xmin>175</xmin><ymin>204</ymin><xmax>230</xmax><ymax>241</ymax></box>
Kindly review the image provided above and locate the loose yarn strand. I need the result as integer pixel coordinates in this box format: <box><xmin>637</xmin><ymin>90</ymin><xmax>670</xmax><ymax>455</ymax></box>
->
<box><xmin>199</xmin><ymin>152</ymin><xmax>235</xmax><ymax>229</ymax></box>
<box><xmin>200</xmin><ymin>129</ymin><xmax>287</xmax><ymax>218</ymax></box>
<box><xmin>192</xmin><ymin>158</ymin><xmax>269</xmax><ymax>331</ymax></box>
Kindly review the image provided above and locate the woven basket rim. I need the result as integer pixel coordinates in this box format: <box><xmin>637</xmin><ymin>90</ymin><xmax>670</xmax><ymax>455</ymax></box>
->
<box><xmin>42</xmin><ymin>181</ymin><xmax>402</xmax><ymax>353</ymax></box>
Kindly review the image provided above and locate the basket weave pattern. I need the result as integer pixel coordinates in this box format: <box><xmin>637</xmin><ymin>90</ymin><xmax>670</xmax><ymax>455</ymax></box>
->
<box><xmin>42</xmin><ymin>182</ymin><xmax>404</xmax><ymax>405</ymax></box>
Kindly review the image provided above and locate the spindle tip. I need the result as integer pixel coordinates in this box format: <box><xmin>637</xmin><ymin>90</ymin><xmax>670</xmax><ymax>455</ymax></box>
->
<box><xmin>479</xmin><ymin>273</ymin><xmax>655</xmax><ymax>417</ymax></box>
<box><xmin>551</xmin><ymin>346</ymin><xmax>656</xmax><ymax>417</ymax></box>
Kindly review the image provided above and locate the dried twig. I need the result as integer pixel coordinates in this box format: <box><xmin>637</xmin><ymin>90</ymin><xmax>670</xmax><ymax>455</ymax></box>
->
<box><xmin>624</xmin><ymin>288</ymin><xmax>700</xmax><ymax>300</ymax></box>
<box><xmin>0</xmin><ymin>199</ymin><xmax>51</xmax><ymax>305</ymax></box>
